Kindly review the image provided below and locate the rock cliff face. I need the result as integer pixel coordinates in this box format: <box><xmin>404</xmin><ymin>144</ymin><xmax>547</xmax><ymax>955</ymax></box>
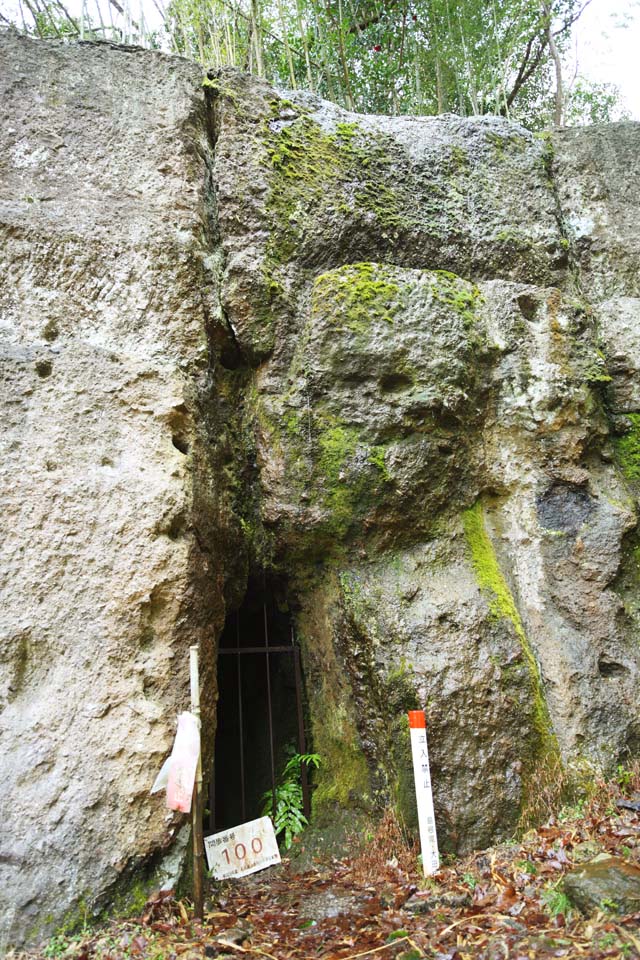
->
<box><xmin>0</xmin><ymin>32</ymin><xmax>233</xmax><ymax>949</ymax></box>
<box><xmin>1</xmin><ymin>31</ymin><xmax>640</xmax><ymax>949</ymax></box>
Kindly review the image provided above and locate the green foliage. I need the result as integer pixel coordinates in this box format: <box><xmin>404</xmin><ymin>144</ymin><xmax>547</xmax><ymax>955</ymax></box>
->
<box><xmin>600</xmin><ymin>897</ymin><xmax>621</xmax><ymax>914</ymax></box>
<box><xmin>44</xmin><ymin>934</ymin><xmax>83</xmax><ymax>958</ymax></box>
<box><xmin>541</xmin><ymin>885</ymin><xmax>573</xmax><ymax>918</ymax></box>
<box><xmin>5</xmin><ymin>0</ymin><xmax>153</xmax><ymax>45</ymax></box>
<box><xmin>16</xmin><ymin>2</ymin><xmax>83</xmax><ymax>40</ymax></box>
<box><xmin>558</xmin><ymin>796</ymin><xmax>586</xmax><ymax>821</ymax></box>
<box><xmin>261</xmin><ymin>751</ymin><xmax>321</xmax><ymax>849</ymax></box>
<box><xmin>386</xmin><ymin>929</ymin><xmax>410</xmax><ymax>941</ymax></box>
<box><xmin>616</xmin><ymin>763</ymin><xmax>634</xmax><ymax>791</ymax></box>
<box><xmin>164</xmin><ymin>0</ymin><xmax>607</xmax><ymax>129</ymax></box>
<box><xmin>565</xmin><ymin>79</ymin><xmax>631</xmax><ymax>125</ymax></box>
<box><xmin>396</xmin><ymin>950</ymin><xmax>422</xmax><ymax>960</ymax></box>
<box><xmin>8</xmin><ymin>0</ymin><xmax>623</xmax><ymax>129</ymax></box>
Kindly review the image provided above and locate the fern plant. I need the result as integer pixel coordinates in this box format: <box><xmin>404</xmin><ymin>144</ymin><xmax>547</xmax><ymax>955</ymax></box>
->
<box><xmin>261</xmin><ymin>751</ymin><xmax>320</xmax><ymax>849</ymax></box>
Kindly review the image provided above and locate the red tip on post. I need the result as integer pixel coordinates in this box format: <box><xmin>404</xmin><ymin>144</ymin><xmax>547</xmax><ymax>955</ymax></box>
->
<box><xmin>408</xmin><ymin>710</ymin><xmax>426</xmax><ymax>729</ymax></box>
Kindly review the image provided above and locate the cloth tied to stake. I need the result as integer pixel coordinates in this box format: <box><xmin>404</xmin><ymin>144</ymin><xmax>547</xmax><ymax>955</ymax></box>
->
<box><xmin>150</xmin><ymin>711</ymin><xmax>200</xmax><ymax>813</ymax></box>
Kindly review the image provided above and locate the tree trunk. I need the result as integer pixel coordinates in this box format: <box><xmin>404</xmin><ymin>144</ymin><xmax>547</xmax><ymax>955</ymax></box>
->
<box><xmin>295</xmin><ymin>0</ymin><xmax>315</xmax><ymax>92</ymax></box>
<box><xmin>277</xmin><ymin>0</ymin><xmax>297</xmax><ymax>88</ymax></box>
<box><xmin>335</xmin><ymin>0</ymin><xmax>355</xmax><ymax>110</ymax></box>
<box><xmin>542</xmin><ymin>0</ymin><xmax>563</xmax><ymax>126</ymax></box>
<box><xmin>250</xmin><ymin>0</ymin><xmax>264</xmax><ymax>76</ymax></box>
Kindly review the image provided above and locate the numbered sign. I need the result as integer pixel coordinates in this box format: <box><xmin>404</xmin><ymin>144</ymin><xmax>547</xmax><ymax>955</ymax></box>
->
<box><xmin>408</xmin><ymin>710</ymin><xmax>440</xmax><ymax>876</ymax></box>
<box><xmin>204</xmin><ymin>816</ymin><xmax>281</xmax><ymax>880</ymax></box>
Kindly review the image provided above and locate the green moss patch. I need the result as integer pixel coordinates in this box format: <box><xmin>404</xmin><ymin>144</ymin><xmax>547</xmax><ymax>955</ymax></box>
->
<box><xmin>615</xmin><ymin>415</ymin><xmax>640</xmax><ymax>483</ymax></box>
<box><xmin>462</xmin><ymin>501</ymin><xmax>556</xmax><ymax>758</ymax></box>
<box><xmin>311</xmin><ymin>705</ymin><xmax>371</xmax><ymax>813</ymax></box>
<box><xmin>315</xmin><ymin>416</ymin><xmax>391</xmax><ymax>540</ymax></box>
<box><xmin>428</xmin><ymin>270</ymin><xmax>484</xmax><ymax>329</ymax></box>
<box><xmin>262</xmin><ymin>102</ymin><xmax>407</xmax><ymax>262</ymax></box>
<box><xmin>312</xmin><ymin>262</ymin><xmax>402</xmax><ymax>334</ymax></box>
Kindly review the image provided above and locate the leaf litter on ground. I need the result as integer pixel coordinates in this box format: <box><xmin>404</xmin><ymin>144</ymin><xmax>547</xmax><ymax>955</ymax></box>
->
<box><xmin>14</xmin><ymin>772</ymin><xmax>640</xmax><ymax>960</ymax></box>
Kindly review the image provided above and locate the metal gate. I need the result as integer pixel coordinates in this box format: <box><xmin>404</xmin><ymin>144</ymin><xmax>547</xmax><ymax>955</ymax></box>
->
<box><xmin>210</xmin><ymin>603</ymin><xmax>310</xmax><ymax>831</ymax></box>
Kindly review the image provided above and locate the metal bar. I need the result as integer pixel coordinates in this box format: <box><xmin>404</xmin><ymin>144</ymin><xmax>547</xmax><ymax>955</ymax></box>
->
<box><xmin>236</xmin><ymin>612</ymin><xmax>246</xmax><ymax>823</ymax></box>
<box><xmin>263</xmin><ymin>595</ymin><xmax>277</xmax><ymax>822</ymax></box>
<box><xmin>293</xmin><ymin>634</ymin><xmax>310</xmax><ymax>820</ymax></box>
<box><xmin>209</xmin><ymin>754</ymin><xmax>216</xmax><ymax>833</ymax></box>
<box><xmin>218</xmin><ymin>645</ymin><xmax>294</xmax><ymax>655</ymax></box>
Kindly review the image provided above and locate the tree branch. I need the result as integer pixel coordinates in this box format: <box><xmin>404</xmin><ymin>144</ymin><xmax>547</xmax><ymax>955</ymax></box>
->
<box><xmin>553</xmin><ymin>0</ymin><xmax>594</xmax><ymax>39</ymax></box>
<box><xmin>503</xmin><ymin>0</ymin><xmax>593</xmax><ymax>113</ymax></box>
<box><xmin>504</xmin><ymin>32</ymin><xmax>547</xmax><ymax>108</ymax></box>
<box><xmin>344</xmin><ymin>0</ymin><xmax>401</xmax><ymax>34</ymax></box>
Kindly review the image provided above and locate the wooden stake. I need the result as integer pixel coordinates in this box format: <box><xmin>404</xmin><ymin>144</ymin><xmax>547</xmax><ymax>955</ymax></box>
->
<box><xmin>190</xmin><ymin>645</ymin><xmax>204</xmax><ymax>920</ymax></box>
<box><xmin>408</xmin><ymin>710</ymin><xmax>440</xmax><ymax>876</ymax></box>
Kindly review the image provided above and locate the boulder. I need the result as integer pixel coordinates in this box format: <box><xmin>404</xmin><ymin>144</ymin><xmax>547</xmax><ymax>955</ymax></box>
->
<box><xmin>564</xmin><ymin>856</ymin><xmax>640</xmax><ymax>915</ymax></box>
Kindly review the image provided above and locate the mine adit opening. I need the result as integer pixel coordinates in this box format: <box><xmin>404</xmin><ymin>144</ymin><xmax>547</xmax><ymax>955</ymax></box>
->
<box><xmin>210</xmin><ymin>572</ymin><xmax>310</xmax><ymax>833</ymax></box>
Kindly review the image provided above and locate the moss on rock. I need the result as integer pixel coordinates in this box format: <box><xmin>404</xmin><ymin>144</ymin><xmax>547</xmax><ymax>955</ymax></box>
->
<box><xmin>312</xmin><ymin>262</ymin><xmax>402</xmax><ymax>334</ymax></box>
<box><xmin>615</xmin><ymin>415</ymin><xmax>640</xmax><ymax>483</ymax></box>
<box><xmin>428</xmin><ymin>270</ymin><xmax>484</xmax><ymax>329</ymax></box>
<box><xmin>261</xmin><ymin>101</ymin><xmax>407</xmax><ymax>262</ymax></box>
<box><xmin>311</xmin><ymin>700</ymin><xmax>371</xmax><ymax>814</ymax></box>
<box><xmin>462</xmin><ymin>501</ymin><xmax>557</xmax><ymax>760</ymax></box>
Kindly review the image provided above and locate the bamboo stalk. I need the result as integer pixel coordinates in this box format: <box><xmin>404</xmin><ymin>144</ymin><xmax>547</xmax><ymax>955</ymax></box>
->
<box><xmin>295</xmin><ymin>0</ymin><xmax>314</xmax><ymax>91</ymax></box>
<box><xmin>250</xmin><ymin>0</ymin><xmax>264</xmax><ymax>76</ymax></box>
<box><xmin>277</xmin><ymin>0</ymin><xmax>297</xmax><ymax>87</ymax></box>
<box><xmin>395</xmin><ymin>0</ymin><xmax>409</xmax><ymax>113</ymax></box>
<box><xmin>335</xmin><ymin>0</ymin><xmax>355</xmax><ymax>109</ymax></box>
<box><xmin>542</xmin><ymin>0</ymin><xmax>563</xmax><ymax>126</ymax></box>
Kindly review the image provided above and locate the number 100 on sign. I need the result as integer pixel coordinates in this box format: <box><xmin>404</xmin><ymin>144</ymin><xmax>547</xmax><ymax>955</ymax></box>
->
<box><xmin>204</xmin><ymin>816</ymin><xmax>281</xmax><ymax>879</ymax></box>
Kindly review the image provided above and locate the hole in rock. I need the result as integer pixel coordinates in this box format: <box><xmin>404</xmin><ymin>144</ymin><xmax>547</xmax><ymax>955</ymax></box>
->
<box><xmin>517</xmin><ymin>294</ymin><xmax>538</xmax><ymax>322</ymax></box>
<box><xmin>379</xmin><ymin>371</ymin><xmax>414</xmax><ymax>394</ymax></box>
<box><xmin>598</xmin><ymin>655</ymin><xmax>627</xmax><ymax>678</ymax></box>
<box><xmin>536</xmin><ymin>482</ymin><xmax>594</xmax><ymax>534</ymax></box>
<box><xmin>172</xmin><ymin>434</ymin><xmax>189</xmax><ymax>455</ymax></box>
<box><xmin>219</xmin><ymin>342</ymin><xmax>244</xmax><ymax>371</ymax></box>
<box><xmin>35</xmin><ymin>359</ymin><xmax>53</xmax><ymax>378</ymax></box>
<box><xmin>166</xmin><ymin>511</ymin><xmax>187</xmax><ymax>541</ymax></box>
<box><xmin>210</xmin><ymin>572</ymin><xmax>309</xmax><ymax>833</ymax></box>
<box><xmin>42</xmin><ymin>320</ymin><xmax>59</xmax><ymax>342</ymax></box>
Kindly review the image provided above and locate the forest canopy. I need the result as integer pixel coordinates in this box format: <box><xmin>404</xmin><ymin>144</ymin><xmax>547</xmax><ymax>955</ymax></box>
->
<box><xmin>2</xmin><ymin>0</ymin><xmax>628</xmax><ymax>128</ymax></box>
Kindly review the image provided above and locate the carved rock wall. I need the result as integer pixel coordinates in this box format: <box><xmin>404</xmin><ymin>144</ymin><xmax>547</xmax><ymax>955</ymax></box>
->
<box><xmin>1</xmin><ymin>34</ymin><xmax>640</xmax><ymax>949</ymax></box>
<box><xmin>0</xmin><ymin>33</ymin><xmax>231</xmax><ymax>950</ymax></box>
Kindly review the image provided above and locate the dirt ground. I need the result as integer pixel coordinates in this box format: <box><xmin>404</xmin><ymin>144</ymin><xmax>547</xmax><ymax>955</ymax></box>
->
<box><xmin>16</xmin><ymin>772</ymin><xmax>640</xmax><ymax>960</ymax></box>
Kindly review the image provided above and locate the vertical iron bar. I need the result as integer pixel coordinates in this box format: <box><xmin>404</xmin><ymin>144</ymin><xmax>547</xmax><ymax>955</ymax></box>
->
<box><xmin>209</xmin><ymin>753</ymin><xmax>216</xmax><ymax>832</ymax></box>
<box><xmin>292</xmin><ymin>632</ymin><xmax>310</xmax><ymax>820</ymax></box>
<box><xmin>263</xmin><ymin>593</ymin><xmax>277</xmax><ymax>821</ymax></box>
<box><xmin>236</xmin><ymin>612</ymin><xmax>246</xmax><ymax>823</ymax></box>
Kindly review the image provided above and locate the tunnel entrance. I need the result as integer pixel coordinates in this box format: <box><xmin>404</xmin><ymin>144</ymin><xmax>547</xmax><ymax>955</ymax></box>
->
<box><xmin>210</xmin><ymin>573</ymin><xmax>309</xmax><ymax>832</ymax></box>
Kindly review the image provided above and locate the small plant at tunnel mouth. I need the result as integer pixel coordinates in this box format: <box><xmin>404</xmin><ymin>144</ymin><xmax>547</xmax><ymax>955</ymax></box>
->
<box><xmin>261</xmin><ymin>751</ymin><xmax>321</xmax><ymax>849</ymax></box>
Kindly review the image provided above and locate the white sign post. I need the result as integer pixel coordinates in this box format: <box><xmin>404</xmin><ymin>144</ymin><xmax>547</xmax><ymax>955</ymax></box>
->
<box><xmin>205</xmin><ymin>816</ymin><xmax>281</xmax><ymax>880</ymax></box>
<box><xmin>408</xmin><ymin>709</ymin><xmax>440</xmax><ymax>876</ymax></box>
